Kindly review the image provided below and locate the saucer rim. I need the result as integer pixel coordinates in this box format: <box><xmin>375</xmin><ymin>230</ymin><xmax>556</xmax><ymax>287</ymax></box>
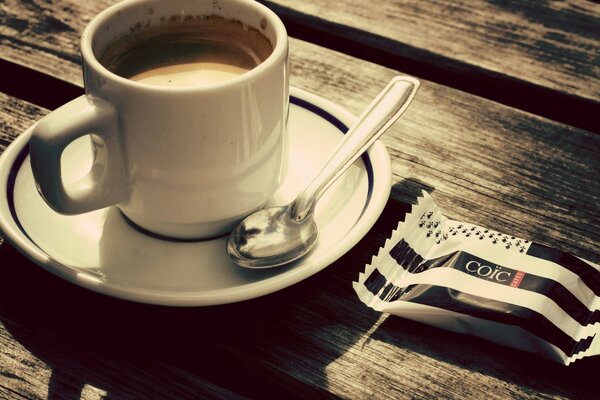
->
<box><xmin>0</xmin><ymin>86</ymin><xmax>391</xmax><ymax>306</ymax></box>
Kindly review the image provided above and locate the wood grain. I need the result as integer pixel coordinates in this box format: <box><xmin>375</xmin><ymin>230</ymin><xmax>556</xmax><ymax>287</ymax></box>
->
<box><xmin>266</xmin><ymin>0</ymin><xmax>600</xmax><ymax>100</ymax></box>
<box><xmin>261</xmin><ymin>0</ymin><xmax>600</xmax><ymax>132</ymax></box>
<box><xmin>0</xmin><ymin>1</ymin><xmax>599</xmax><ymax>399</ymax></box>
<box><xmin>0</xmin><ymin>316</ymin><xmax>251</xmax><ymax>399</ymax></box>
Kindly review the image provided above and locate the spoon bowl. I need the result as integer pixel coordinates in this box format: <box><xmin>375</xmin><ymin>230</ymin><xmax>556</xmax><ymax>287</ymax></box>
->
<box><xmin>227</xmin><ymin>76</ymin><xmax>420</xmax><ymax>268</ymax></box>
<box><xmin>227</xmin><ymin>205</ymin><xmax>318</xmax><ymax>268</ymax></box>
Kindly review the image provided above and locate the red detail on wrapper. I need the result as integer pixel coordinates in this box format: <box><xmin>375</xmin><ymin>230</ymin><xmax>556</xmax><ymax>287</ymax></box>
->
<box><xmin>510</xmin><ymin>271</ymin><xmax>526</xmax><ymax>287</ymax></box>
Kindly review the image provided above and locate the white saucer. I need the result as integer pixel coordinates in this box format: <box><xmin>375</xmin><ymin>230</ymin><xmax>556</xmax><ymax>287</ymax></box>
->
<box><xmin>0</xmin><ymin>87</ymin><xmax>391</xmax><ymax>306</ymax></box>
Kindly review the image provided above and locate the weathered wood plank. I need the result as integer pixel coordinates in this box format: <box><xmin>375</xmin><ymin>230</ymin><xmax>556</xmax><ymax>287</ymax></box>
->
<box><xmin>0</xmin><ymin>1</ymin><xmax>598</xmax><ymax>399</ymax></box>
<box><xmin>261</xmin><ymin>0</ymin><xmax>600</xmax><ymax>132</ymax></box>
<box><xmin>0</xmin><ymin>0</ymin><xmax>92</xmax><ymax>85</ymax></box>
<box><xmin>265</xmin><ymin>0</ymin><xmax>600</xmax><ymax>101</ymax></box>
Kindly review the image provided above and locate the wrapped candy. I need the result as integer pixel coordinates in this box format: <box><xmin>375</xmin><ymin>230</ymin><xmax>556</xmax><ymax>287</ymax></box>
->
<box><xmin>354</xmin><ymin>192</ymin><xmax>600</xmax><ymax>365</ymax></box>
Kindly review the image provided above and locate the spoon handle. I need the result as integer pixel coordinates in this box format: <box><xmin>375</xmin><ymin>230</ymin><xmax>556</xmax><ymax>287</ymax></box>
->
<box><xmin>290</xmin><ymin>76</ymin><xmax>420</xmax><ymax>222</ymax></box>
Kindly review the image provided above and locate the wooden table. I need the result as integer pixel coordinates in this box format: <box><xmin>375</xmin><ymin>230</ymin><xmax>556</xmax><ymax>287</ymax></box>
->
<box><xmin>1</xmin><ymin>0</ymin><xmax>598</xmax><ymax>398</ymax></box>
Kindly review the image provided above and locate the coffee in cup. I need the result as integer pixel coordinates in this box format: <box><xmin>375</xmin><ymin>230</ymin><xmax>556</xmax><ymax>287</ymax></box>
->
<box><xmin>99</xmin><ymin>15</ymin><xmax>274</xmax><ymax>87</ymax></box>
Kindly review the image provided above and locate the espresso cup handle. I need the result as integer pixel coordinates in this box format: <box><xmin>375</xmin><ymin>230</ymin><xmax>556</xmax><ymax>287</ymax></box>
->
<box><xmin>30</xmin><ymin>95</ymin><xmax>127</xmax><ymax>214</ymax></box>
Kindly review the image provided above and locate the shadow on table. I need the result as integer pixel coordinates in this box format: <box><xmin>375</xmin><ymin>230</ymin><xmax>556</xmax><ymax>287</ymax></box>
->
<box><xmin>0</xmin><ymin>239</ymin><xmax>331</xmax><ymax>398</ymax></box>
<box><xmin>368</xmin><ymin>315</ymin><xmax>600</xmax><ymax>397</ymax></box>
<box><xmin>1</xmin><ymin>237</ymin><xmax>360</xmax><ymax>399</ymax></box>
<box><xmin>0</xmin><ymin>240</ymin><xmax>252</xmax><ymax>399</ymax></box>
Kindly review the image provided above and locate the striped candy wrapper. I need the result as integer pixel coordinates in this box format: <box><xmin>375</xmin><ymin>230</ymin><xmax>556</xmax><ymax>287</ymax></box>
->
<box><xmin>353</xmin><ymin>192</ymin><xmax>600</xmax><ymax>365</ymax></box>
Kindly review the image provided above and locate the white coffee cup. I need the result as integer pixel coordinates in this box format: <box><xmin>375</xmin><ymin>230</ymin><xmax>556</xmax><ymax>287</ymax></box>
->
<box><xmin>29</xmin><ymin>0</ymin><xmax>289</xmax><ymax>239</ymax></box>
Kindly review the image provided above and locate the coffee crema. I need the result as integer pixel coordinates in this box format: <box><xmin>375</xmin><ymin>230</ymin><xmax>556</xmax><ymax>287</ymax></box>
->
<box><xmin>98</xmin><ymin>15</ymin><xmax>273</xmax><ymax>87</ymax></box>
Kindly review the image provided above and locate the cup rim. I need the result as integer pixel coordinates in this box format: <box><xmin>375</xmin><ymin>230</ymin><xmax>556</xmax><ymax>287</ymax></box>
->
<box><xmin>80</xmin><ymin>0</ymin><xmax>288</xmax><ymax>93</ymax></box>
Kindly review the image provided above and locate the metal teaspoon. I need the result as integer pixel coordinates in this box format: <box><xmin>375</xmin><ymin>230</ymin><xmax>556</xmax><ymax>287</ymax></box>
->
<box><xmin>227</xmin><ymin>76</ymin><xmax>420</xmax><ymax>268</ymax></box>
